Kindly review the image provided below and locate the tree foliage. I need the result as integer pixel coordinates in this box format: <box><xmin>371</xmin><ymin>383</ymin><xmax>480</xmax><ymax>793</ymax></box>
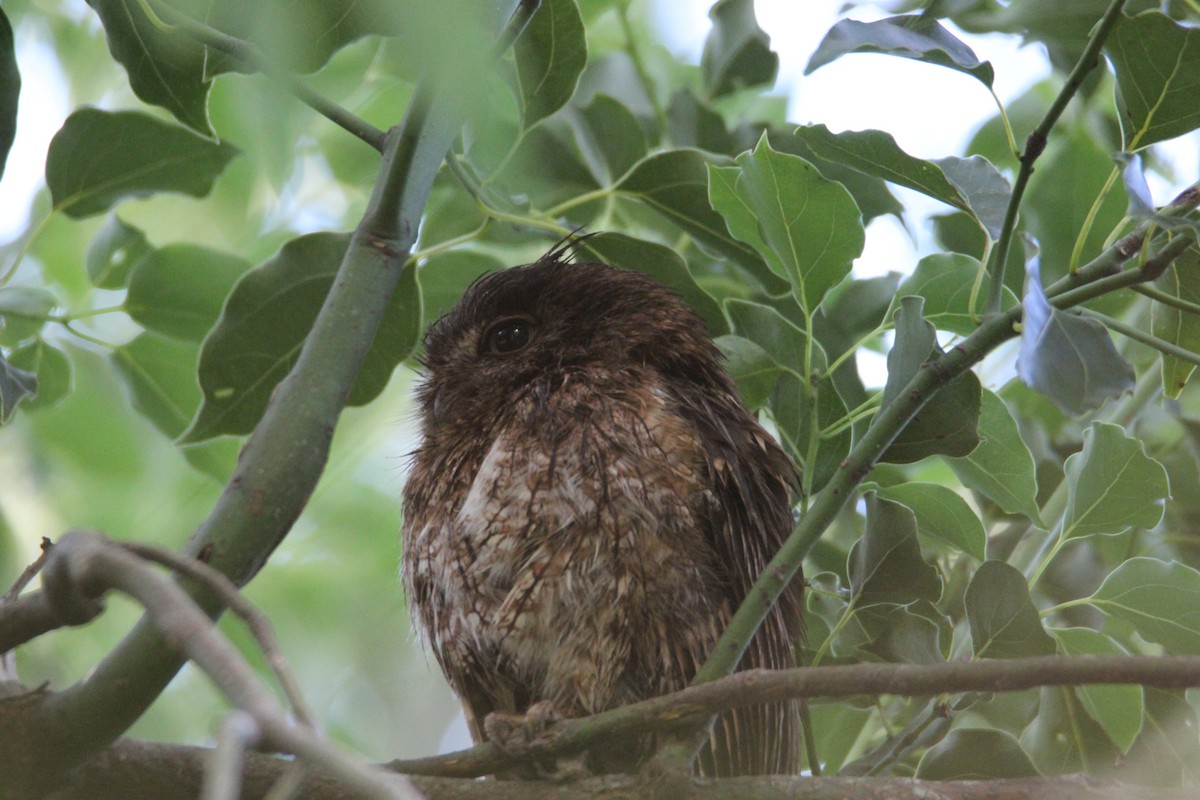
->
<box><xmin>2</xmin><ymin>0</ymin><xmax>1200</xmax><ymax>797</ymax></box>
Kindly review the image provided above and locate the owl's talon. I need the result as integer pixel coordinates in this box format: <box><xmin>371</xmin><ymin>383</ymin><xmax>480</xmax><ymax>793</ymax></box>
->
<box><xmin>484</xmin><ymin>701</ymin><xmax>578</xmax><ymax>779</ymax></box>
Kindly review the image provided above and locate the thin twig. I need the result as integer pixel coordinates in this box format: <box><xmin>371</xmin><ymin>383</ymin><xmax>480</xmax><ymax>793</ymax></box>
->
<box><xmin>984</xmin><ymin>0</ymin><xmax>1130</xmax><ymax>314</ymax></box>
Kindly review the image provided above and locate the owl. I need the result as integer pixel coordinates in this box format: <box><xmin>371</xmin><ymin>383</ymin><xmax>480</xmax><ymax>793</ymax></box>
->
<box><xmin>401</xmin><ymin>247</ymin><xmax>803</xmax><ymax>776</ymax></box>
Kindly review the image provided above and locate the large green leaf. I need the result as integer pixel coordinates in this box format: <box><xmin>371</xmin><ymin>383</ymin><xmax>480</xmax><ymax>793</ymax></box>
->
<box><xmin>0</xmin><ymin>7</ymin><xmax>19</xmax><ymax>181</ymax></box>
<box><xmin>1020</xmin><ymin>686</ymin><xmax>1119</xmax><ymax>775</ymax></box>
<box><xmin>1152</xmin><ymin>246</ymin><xmax>1200</xmax><ymax>397</ymax></box>
<box><xmin>112</xmin><ymin>332</ymin><xmax>201</xmax><ymax>439</ymax></box>
<box><xmin>708</xmin><ymin>134</ymin><xmax>864</xmax><ymax>312</ymax></box>
<box><xmin>1106</xmin><ymin>12</ymin><xmax>1200</xmax><ymax>150</ymax></box>
<box><xmin>876</xmin><ymin>482</ymin><xmax>986</xmax><ymax>561</ymax></box>
<box><xmin>0</xmin><ymin>353</ymin><xmax>36</xmax><ymax>423</ymax></box>
<box><xmin>947</xmin><ymin>389</ymin><xmax>1043</xmax><ymax>525</ymax></box>
<box><xmin>186</xmin><ymin>232</ymin><xmax>421</xmax><ymax>440</ymax></box>
<box><xmin>1063</xmin><ymin>422</ymin><xmax>1168</xmax><ymax>539</ymax></box>
<box><xmin>713</xmin><ymin>335</ymin><xmax>780</xmax><ymax>411</ymax></box>
<box><xmin>46</xmin><ymin>108</ymin><xmax>238</xmax><ymax>219</ymax></box>
<box><xmin>850</xmin><ymin>493</ymin><xmax>942</xmax><ymax>607</ymax></box>
<box><xmin>513</xmin><ymin>0</ymin><xmax>586</xmax><ymax>129</ymax></box>
<box><xmin>792</xmin><ymin>125</ymin><xmax>1009</xmax><ymax>238</ymax></box>
<box><xmin>1089</xmin><ymin>558</ymin><xmax>1200</xmax><ymax>654</ymax></box>
<box><xmin>85</xmin><ymin>214</ymin><xmax>153</xmax><ymax>290</ymax></box>
<box><xmin>917</xmin><ymin>729</ymin><xmax>1038</xmax><ymax>779</ymax></box>
<box><xmin>125</xmin><ymin>245</ymin><xmax>251</xmax><ymax>342</ymax></box>
<box><xmin>1052</xmin><ymin>627</ymin><xmax>1143</xmax><ymax>753</ymax></box>
<box><xmin>1017</xmin><ymin>260</ymin><xmax>1134</xmax><ymax>415</ymax></box>
<box><xmin>880</xmin><ymin>296</ymin><xmax>981</xmax><ymax>463</ymax></box>
<box><xmin>7</xmin><ymin>341</ymin><xmax>71</xmax><ymax>411</ymax></box>
<box><xmin>570</xmin><ymin>94</ymin><xmax>647</xmax><ymax>184</ymax></box>
<box><xmin>616</xmin><ymin>149</ymin><xmax>783</xmax><ymax>292</ymax></box>
<box><xmin>965</xmin><ymin>560</ymin><xmax>1055</xmax><ymax>658</ymax></box>
<box><xmin>807</xmin><ymin>14</ymin><xmax>994</xmax><ymax>87</ymax></box>
<box><xmin>700</xmin><ymin>0</ymin><xmax>778</xmax><ymax>99</ymax></box>
<box><xmin>0</xmin><ymin>287</ymin><xmax>56</xmax><ymax>346</ymax></box>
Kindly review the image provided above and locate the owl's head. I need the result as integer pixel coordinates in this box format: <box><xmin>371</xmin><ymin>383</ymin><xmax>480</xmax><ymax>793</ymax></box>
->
<box><xmin>416</xmin><ymin>250</ymin><xmax>727</xmax><ymax>430</ymax></box>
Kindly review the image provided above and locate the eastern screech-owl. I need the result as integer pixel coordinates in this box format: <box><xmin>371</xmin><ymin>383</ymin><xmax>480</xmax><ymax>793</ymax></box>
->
<box><xmin>402</xmin><ymin>248</ymin><xmax>803</xmax><ymax>776</ymax></box>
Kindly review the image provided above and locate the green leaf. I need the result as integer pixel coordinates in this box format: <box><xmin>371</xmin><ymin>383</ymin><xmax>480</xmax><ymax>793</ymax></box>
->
<box><xmin>7</xmin><ymin>341</ymin><xmax>71</xmax><ymax>411</ymax></box>
<box><xmin>725</xmin><ymin>299</ymin><xmax>849</xmax><ymax>491</ymax></box>
<box><xmin>1020</xmin><ymin>686</ymin><xmax>1119</xmax><ymax>775</ymax></box>
<box><xmin>850</xmin><ymin>493</ymin><xmax>942</xmax><ymax>607</ymax></box>
<box><xmin>876</xmin><ymin>482</ymin><xmax>986</xmax><ymax>561</ymax></box>
<box><xmin>1125</xmin><ymin>689</ymin><xmax>1200</xmax><ymax>786</ymax></box>
<box><xmin>1152</xmin><ymin>246</ymin><xmax>1200</xmax><ymax>397</ymax></box>
<box><xmin>46</xmin><ymin>108</ymin><xmax>239</xmax><ymax>219</ymax></box>
<box><xmin>708</xmin><ymin>134</ymin><xmax>864</xmax><ymax>312</ymax></box>
<box><xmin>792</xmin><ymin>125</ymin><xmax>1010</xmax><ymax>238</ymax></box>
<box><xmin>1052</xmin><ymin>627</ymin><xmax>1143</xmax><ymax>752</ymax></box>
<box><xmin>513</xmin><ymin>0</ymin><xmax>586</xmax><ymax>128</ymax></box>
<box><xmin>880</xmin><ymin>296</ymin><xmax>981</xmax><ymax>463</ymax></box>
<box><xmin>700</xmin><ymin>0</ymin><xmax>778</xmax><ymax>99</ymax></box>
<box><xmin>1090</xmin><ymin>558</ymin><xmax>1200</xmax><ymax>654</ymax></box>
<box><xmin>0</xmin><ymin>353</ymin><xmax>36</xmax><ymax>423</ymax></box>
<box><xmin>891</xmin><ymin>253</ymin><xmax>1018</xmax><ymax>335</ymax></box>
<box><xmin>85</xmin><ymin>214</ymin><xmax>153</xmax><ymax>290</ymax></box>
<box><xmin>1017</xmin><ymin>260</ymin><xmax>1134</xmax><ymax>416</ymax></box>
<box><xmin>0</xmin><ymin>287</ymin><xmax>56</xmax><ymax>346</ymax></box>
<box><xmin>965</xmin><ymin>560</ymin><xmax>1055</xmax><ymax>658</ymax></box>
<box><xmin>714</xmin><ymin>335</ymin><xmax>781</xmax><ymax>411</ymax></box>
<box><xmin>1107</xmin><ymin>12</ymin><xmax>1200</xmax><ymax>150</ymax></box>
<box><xmin>186</xmin><ymin>232</ymin><xmax>421</xmax><ymax>440</ymax></box>
<box><xmin>581</xmin><ymin>232</ymin><xmax>727</xmax><ymax>336</ymax></box>
<box><xmin>112</xmin><ymin>332</ymin><xmax>200</xmax><ymax>439</ymax></box>
<box><xmin>947</xmin><ymin>389</ymin><xmax>1043</xmax><ymax>525</ymax></box>
<box><xmin>617</xmin><ymin>149</ymin><xmax>782</xmax><ymax>292</ymax></box>
<box><xmin>570</xmin><ymin>94</ymin><xmax>647</xmax><ymax>184</ymax></box>
<box><xmin>125</xmin><ymin>244</ymin><xmax>251</xmax><ymax>342</ymax></box>
<box><xmin>666</xmin><ymin>88</ymin><xmax>734</xmax><ymax>153</ymax></box>
<box><xmin>1062</xmin><ymin>423</ymin><xmax>1169</xmax><ymax>539</ymax></box>
<box><xmin>807</xmin><ymin>15</ymin><xmax>994</xmax><ymax>88</ymax></box>
<box><xmin>917</xmin><ymin>729</ymin><xmax>1039</xmax><ymax>779</ymax></box>
<box><xmin>837</xmin><ymin>600</ymin><xmax>948</xmax><ymax>664</ymax></box>
<box><xmin>0</xmin><ymin>8</ymin><xmax>18</xmax><ymax>181</ymax></box>
<box><xmin>84</xmin><ymin>0</ymin><xmax>214</xmax><ymax>133</ymax></box>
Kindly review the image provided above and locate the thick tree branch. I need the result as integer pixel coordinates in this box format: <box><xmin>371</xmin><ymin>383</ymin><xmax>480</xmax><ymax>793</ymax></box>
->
<box><xmin>8</xmin><ymin>0</ymin><xmax>532</xmax><ymax>782</ymax></box>
<box><xmin>47</xmin><ymin>739</ymin><xmax>1200</xmax><ymax>800</ymax></box>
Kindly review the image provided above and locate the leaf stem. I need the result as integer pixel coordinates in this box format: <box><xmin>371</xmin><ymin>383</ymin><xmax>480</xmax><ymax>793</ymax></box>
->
<box><xmin>1081</xmin><ymin>306</ymin><xmax>1200</xmax><ymax>367</ymax></box>
<box><xmin>1134</xmin><ymin>283</ymin><xmax>1200</xmax><ymax>316</ymax></box>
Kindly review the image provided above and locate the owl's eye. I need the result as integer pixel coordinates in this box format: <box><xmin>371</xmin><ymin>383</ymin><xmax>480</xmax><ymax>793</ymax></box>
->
<box><xmin>484</xmin><ymin>318</ymin><xmax>533</xmax><ymax>354</ymax></box>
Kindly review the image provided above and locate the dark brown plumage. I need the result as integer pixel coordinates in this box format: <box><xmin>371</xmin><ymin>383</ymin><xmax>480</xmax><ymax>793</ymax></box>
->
<box><xmin>401</xmin><ymin>248</ymin><xmax>803</xmax><ymax>776</ymax></box>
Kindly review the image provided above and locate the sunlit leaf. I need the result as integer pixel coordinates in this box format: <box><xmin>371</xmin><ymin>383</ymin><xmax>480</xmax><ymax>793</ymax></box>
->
<box><xmin>85</xmin><ymin>214</ymin><xmax>153</xmax><ymax>290</ymax></box>
<box><xmin>1017</xmin><ymin>259</ymin><xmax>1134</xmax><ymax>415</ymax></box>
<box><xmin>0</xmin><ymin>8</ymin><xmax>19</xmax><ymax>181</ymax></box>
<box><xmin>1052</xmin><ymin>627</ymin><xmax>1143</xmax><ymax>752</ymax></box>
<box><xmin>965</xmin><ymin>560</ymin><xmax>1055</xmax><ymax>658</ymax></box>
<box><xmin>513</xmin><ymin>0</ymin><xmax>586</xmax><ymax>128</ymax></box>
<box><xmin>1090</xmin><ymin>558</ymin><xmax>1200</xmax><ymax>654</ymax></box>
<box><xmin>947</xmin><ymin>389</ymin><xmax>1043</xmax><ymax>525</ymax></box>
<box><xmin>186</xmin><ymin>232</ymin><xmax>420</xmax><ymax>440</ymax></box>
<box><xmin>917</xmin><ymin>729</ymin><xmax>1039</xmax><ymax>779</ymax></box>
<box><xmin>1063</xmin><ymin>422</ymin><xmax>1168</xmax><ymax>538</ymax></box>
<box><xmin>708</xmin><ymin>133</ymin><xmax>864</xmax><ymax>312</ymax></box>
<box><xmin>7</xmin><ymin>341</ymin><xmax>70</xmax><ymax>411</ymax></box>
<box><xmin>46</xmin><ymin>109</ymin><xmax>238</xmax><ymax>219</ymax></box>
<box><xmin>125</xmin><ymin>245</ymin><xmax>251</xmax><ymax>342</ymax></box>
<box><xmin>807</xmin><ymin>14</ymin><xmax>994</xmax><ymax>87</ymax></box>
<box><xmin>793</xmin><ymin>125</ymin><xmax>1009</xmax><ymax>237</ymax></box>
<box><xmin>700</xmin><ymin>0</ymin><xmax>778</xmax><ymax>99</ymax></box>
<box><xmin>1107</xmin><ymin>12</ymin><xmax>1200</xmax><ymax>150</ymax></box>
<box><xmin>876</xmin><ymin>482</ymin><xmax>986</xmax><ymax>561</ymax></box>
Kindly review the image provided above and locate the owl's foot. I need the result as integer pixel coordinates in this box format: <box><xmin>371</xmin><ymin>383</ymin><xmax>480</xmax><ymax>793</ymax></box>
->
<box><xmin>485</xmin><ymin>700</ymin><xmax>585</xmax><ymax>780</ymax></box>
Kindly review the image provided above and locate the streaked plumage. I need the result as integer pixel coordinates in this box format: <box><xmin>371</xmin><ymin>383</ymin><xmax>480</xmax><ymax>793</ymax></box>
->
<box><xmin>402</xmin><ymin>250</ymin><xmax>802</xmax><ymax>775</ymax></box>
